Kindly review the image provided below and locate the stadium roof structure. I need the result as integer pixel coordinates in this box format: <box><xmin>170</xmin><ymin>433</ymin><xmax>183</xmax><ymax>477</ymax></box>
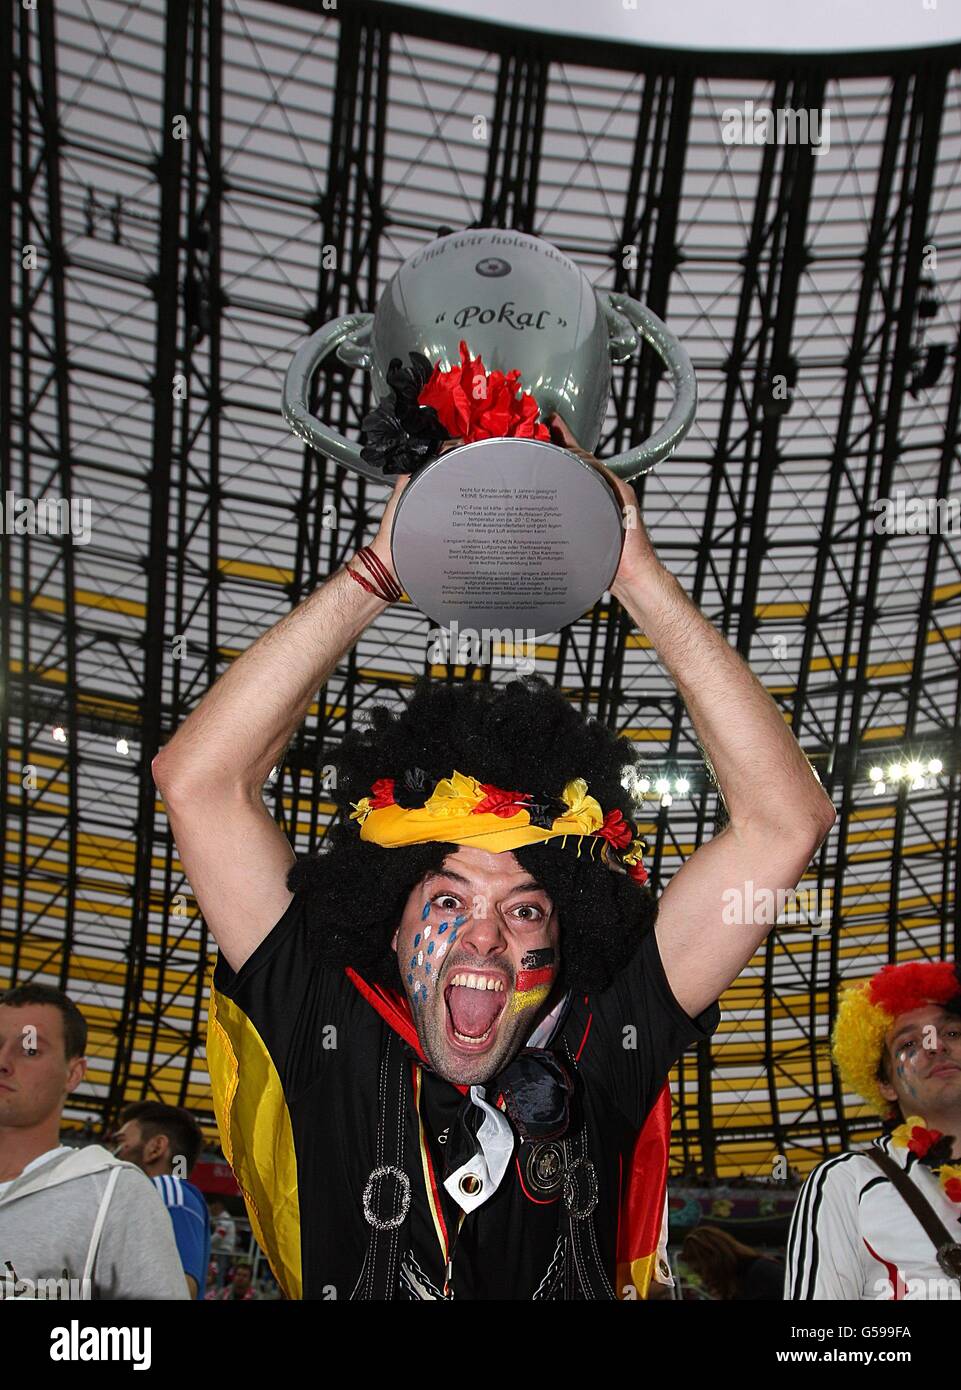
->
<box><xmin>2</xmin><ymin>0</ymin><xmax>960</xmax><ymax>1179</ymax></box>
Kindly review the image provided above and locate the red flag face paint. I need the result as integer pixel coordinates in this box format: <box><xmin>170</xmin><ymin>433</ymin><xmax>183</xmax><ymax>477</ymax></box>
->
<box><xmin>515</xmin><ymin>947</ymin><xmax>556</xmax><ymax>994</ymax></box>
<box><xmin>510</xmin><ymin>947</ymin><xmax>557</xmax><ymax>1015</ymax></box>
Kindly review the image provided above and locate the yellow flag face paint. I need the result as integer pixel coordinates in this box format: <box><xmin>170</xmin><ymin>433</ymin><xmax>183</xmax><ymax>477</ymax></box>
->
<box><xmin>509</xmin><ymin>984</ymin><xmax>550</xmax><ymax>1017</ymax></box>
<box><xmin>509</xmin><ymin>947</ymin><xmax>556</xmax><ymax>1016</ymax></box>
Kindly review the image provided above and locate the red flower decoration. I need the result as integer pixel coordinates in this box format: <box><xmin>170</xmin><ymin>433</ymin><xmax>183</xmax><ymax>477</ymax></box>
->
<box><xmin>595</xmin><ymin>809</ymin><xmax>633</xmax><ymax>850</ymax></box>
<box><xmin>369</xmin><ymin>778</ymin><xmax>396</xmax><ymax>808</ymax></box>
<box><xmin>472</xmin><ymin>783</ymin><xmax>532</xmax><ymax>818</ymax></box>
<box><xmin>418</xmin><ymin>341</ymin><xmax>551</xmax><ymax>445</ymax></box>
<box><xmin>944</xmin><ymin>1176</ymin><xmax>961</xmax><ymax>1203</ymax></box>
<box><xmin>907</xmin><ymin>1123</ymin><xmax>944</xmax><ymax>1159</ymax></box>
<box><xmin>627</xmin><ymin>860</ymin><xmax>649</xmax><ymax>886</ymax></box>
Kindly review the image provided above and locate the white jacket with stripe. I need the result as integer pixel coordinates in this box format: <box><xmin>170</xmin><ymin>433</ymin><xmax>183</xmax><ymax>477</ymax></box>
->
<box><xmin>785</xmin><ymin>1133</ymin><xmax>961</xmax><ymax>1300</ymax></box>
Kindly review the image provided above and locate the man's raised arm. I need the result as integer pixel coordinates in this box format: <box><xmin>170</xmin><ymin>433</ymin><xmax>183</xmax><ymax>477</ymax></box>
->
<box><xmin>548</xmin><ymin>414</ymin><xmax>836</xmax><ymax>1018</ymax></box>
<box><xmin>608</xmin><ymin>510</ymin><xmax>836</xmax><ymax>1019</ymax></box>
<box><xmin>152</xmin><ymin>476</ymin><xmax>409</xmax><ymax>973</ymax></box>
<box><xmin>537</xmin><ymin>405</ymin><xmax>839</xmax><ymax>1020</ymax></box>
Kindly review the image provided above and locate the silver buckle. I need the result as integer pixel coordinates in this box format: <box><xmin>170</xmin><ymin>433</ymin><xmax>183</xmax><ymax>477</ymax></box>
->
<box><xmin>562</xmin><ymin>1156</ymin><xmax>599</xmax><ymax>1218</ymax></box>
<box><xmin>362</xmin><ymin>1164</ymin><xmax>411</xmax><ymax>1231</ymax></box>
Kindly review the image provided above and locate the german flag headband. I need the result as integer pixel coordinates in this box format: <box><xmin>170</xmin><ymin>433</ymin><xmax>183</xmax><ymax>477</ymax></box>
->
<box><xmin>348</xmin><ymin>768</ymin><xmax>649</xmax><ymax>885</ymax></box>
<box><xmin>832</xmin><ymin>960</ymin><xmax>961</xmax><ymax>1116</ymax></box>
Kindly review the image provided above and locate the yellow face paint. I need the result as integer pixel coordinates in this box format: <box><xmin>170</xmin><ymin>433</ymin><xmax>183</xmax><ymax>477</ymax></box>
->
<box><xmin>509</xmin><ymin>984</ymin><xmax>550</xmax><ymax>1017</ymax></box>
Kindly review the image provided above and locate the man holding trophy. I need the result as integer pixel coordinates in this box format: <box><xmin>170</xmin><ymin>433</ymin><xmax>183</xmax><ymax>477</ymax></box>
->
<box><xmin>153</xmin><ymin>230</ymin><xmax>835</xmax><ymax>1299</ymax></box>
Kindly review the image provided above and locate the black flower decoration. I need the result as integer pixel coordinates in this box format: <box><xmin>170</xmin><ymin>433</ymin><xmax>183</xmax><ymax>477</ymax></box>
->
<box><xmin>920</xmin><ymin>1134</ymin><xmax>955</xmax><ymax>1171</ymax></box>
<box><xmin>526</xmin><ymin>796</ymin><xmax>566</xmax><ymax>830</ymax></box>
<box><xmin>360</xmin><ymin>353</ymin><xmax>449</xmax><ymax>475</ymax></box>
<box><xmin>394</xmin><ymin>765</ymin><xmax>433</xmax><ymax>808</ymax></box>
<box><xmin>386</xmin><ymin>352</ymin><xmax>433</xmax><ymax>410</ymax></box>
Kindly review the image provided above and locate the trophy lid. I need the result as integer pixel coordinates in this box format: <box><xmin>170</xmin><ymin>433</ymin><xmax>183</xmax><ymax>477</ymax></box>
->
<box><xmin>370</xmin><ymin>229</ymin><xmax>611</xmax><ymax>451</ymax></box>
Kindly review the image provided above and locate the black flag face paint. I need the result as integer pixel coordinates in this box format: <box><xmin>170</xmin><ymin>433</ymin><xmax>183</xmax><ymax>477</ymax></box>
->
<box><xmin>511</xmin><ymin>947</ymin><xmax>556</xmax><ymax>1017</ymax></box>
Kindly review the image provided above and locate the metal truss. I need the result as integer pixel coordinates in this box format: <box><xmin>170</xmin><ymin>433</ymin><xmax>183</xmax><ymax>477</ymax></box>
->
<box><xmin>2</xmin><ymin>0</ymin><xmax>960</xmax><ymax>1179</ymax></box>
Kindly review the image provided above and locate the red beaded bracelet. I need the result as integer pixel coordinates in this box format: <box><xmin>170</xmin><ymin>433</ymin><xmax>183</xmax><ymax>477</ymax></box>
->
<box><xmin>345</xmin><ymin>565</ymin><xmax>380</xmax><ymax>598</ymax></box>
<box><xmin>357</xmin><ymin>546</ymin><xmax>401</xmax><ymax>601</ymax></box>
<box><xmin>344</xmin><ymin>560</ymin><xmax>400</xmax><ymax>603</ymax></box>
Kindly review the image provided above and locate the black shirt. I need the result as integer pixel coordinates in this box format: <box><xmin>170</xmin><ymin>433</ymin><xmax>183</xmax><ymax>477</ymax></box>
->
<box><xmin>212</xmin><ymin>891</ymin><xmax>720</xmax><ymax>1300</ymax></box>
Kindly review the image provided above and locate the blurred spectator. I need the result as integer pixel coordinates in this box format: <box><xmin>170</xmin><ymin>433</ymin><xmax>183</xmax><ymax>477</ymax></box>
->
<box><xmin>216</xmin><ymin>1259</ymin><xmax>258</xmax><ymax>1300</ymax></box>
<box><xmin>208</xmin><ymin>1195</ymin><xmax>237</xmax><ymax>1288</ymax></box>
<box><xmin>0</xmin><ymin>985</ymin><xmax>188</xmax><ymax>1300</ymax></box>
<box><xmin>681</xmin><ymin>1225</ymin><xmax>784</xmax><ymax>1300</ymax></box>
<box><xmin>108</xmin><ymin>1100</ymin><xmax>210</xmax><ymax>1300</ymax></box>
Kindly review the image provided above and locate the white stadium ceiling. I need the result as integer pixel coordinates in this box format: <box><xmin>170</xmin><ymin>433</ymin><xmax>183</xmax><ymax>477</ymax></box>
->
<box><xmin>392</xmin><ymin>0</ymin><xmax>961</xmax><ymax>54</ymax></box>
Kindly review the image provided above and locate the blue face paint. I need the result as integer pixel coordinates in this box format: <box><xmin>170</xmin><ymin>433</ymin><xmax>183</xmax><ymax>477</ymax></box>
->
<box><xmin>452</xmin><ymin>914</ymin><xmax>468</xmax><ymax>927</ymax></box>
<box><xmin>409</xmin><ymin>901</ymin><xmax>437</xmax><ymax>1011</ymax></box>
<box><xmin>896</xmin><ymin>1052</ymin><xmax>919</xmax><ymax>1099</ymax></box>
<box><xmin>438</xmin><ymin>920</ymin><xmax>450</xmax><ymax>934</ymax></box>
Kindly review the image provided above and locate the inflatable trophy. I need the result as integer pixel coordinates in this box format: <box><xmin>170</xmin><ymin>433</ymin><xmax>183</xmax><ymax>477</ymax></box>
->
<box><xmin>283</xmin><ymin>229</ymin><xmax>696</xmax><ymax>637</ymax></box>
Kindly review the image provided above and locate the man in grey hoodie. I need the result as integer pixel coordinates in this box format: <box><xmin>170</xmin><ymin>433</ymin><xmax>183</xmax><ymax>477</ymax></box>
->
<box><xmin>0</xmin><ymin>984</ymin><xmax>190</xmax><ymax>1300</ymax></box>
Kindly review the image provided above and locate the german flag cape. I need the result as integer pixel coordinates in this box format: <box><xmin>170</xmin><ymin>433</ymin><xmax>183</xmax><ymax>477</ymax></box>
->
<box><xmin>616</xmin><ymin>1083</ymin><xmax>671</xmax><ymax>1298</ymax></box>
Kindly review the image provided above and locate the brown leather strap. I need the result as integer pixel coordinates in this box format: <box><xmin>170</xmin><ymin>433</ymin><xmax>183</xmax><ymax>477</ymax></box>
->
<box><xmin>866</xmin><ymin>1146</ymin><xmax>961</xmax><ymax>1280</ymax></box>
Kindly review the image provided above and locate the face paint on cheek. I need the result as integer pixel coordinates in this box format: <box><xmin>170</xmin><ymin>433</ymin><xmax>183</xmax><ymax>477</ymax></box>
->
<box><xmin>515</xmin><ymin>947</ymin><xmax>555</xmax><ymax>992</ymax></box>
<box><xmin>896</xmin><ymin>1051</ymin><xmax>920</xmax><ymax>1099</ymax></box>
<box><xmin>409</xmin><ymin>903</ymin><xmax>439</xmax><ymax>1011</ymax></box>
<box><xmin>509</xmin><ymin>985</ymin><xmax>550</xmax><ymax>1017</ymax></box>
<box><xmin>509</xmin><ymin>948</ymin><xmax>556</xmax><ymax>1017</ymax></box>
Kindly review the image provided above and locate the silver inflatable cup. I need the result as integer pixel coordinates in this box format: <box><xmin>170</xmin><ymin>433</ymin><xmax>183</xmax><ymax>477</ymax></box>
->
<box><xmin>283</xmin><ymin>229</ymin><xmax>696</xmax><ymax>637</ymax></box>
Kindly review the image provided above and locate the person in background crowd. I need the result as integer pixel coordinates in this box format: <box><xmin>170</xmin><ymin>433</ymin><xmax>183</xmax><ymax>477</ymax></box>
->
<box><xmin>0</xmin><ymin>984</ymin><xmax>189</xmax><ymax>1300</ymax></box>
<box><xmin>217</xmin><ymin>1259</ymin><xmax>258</xmax><ymax>1300</ymax></box>
<box><xmin>681</xmin><ymin>1225</ymin><xmax>784</xmax><ymax>1299</ymax></box>
<box><xmin>786</xmin><ymin>960</ymin><xmax>961</xmax><ymax>1300</ymax></box>
<box><xmin>108</xmin><ymin>1099</ymin><xmax>211</xmax><ymax>1300</ymax></box>
<box><xmin>208</xmin><ymin>1194</ymin><xmax>237</xmax><ymax>1288</ymax></box>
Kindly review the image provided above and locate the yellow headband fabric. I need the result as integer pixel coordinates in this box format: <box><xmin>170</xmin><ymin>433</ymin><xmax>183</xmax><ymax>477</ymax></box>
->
<box><xmin>348</xmin><ymin>769</ymin><xmax>647</xmax><ymax>871</ymax></box>
<box><xmin>356</xmin><ymin>802</ymin><xmax>607</xmax><ymax>857</ymax></box>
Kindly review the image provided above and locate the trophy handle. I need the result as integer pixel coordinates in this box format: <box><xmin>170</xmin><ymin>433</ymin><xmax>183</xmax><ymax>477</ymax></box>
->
<box><xmin>600</xmin><ymin>293</ymin><xmax>697</xmax><ymax>482</ymax></box>
<box><xmin>282</xmin><ymin>313</ymin><xmax>389</xmax><ymax>483</ymax></box>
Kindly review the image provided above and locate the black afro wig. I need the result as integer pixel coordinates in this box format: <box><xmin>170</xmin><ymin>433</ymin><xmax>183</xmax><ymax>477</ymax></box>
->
<box><xmin>286</xmin><ymin>673</ymin><xmax>656</xmax><ymax>993</ymax></box>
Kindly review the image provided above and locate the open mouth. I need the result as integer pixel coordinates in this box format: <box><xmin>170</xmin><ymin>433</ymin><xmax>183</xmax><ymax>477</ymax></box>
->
<box><xmin>444</xmin><ymin>971</ymin><xmax>508</xmax><ymax>1053</ymax></box>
